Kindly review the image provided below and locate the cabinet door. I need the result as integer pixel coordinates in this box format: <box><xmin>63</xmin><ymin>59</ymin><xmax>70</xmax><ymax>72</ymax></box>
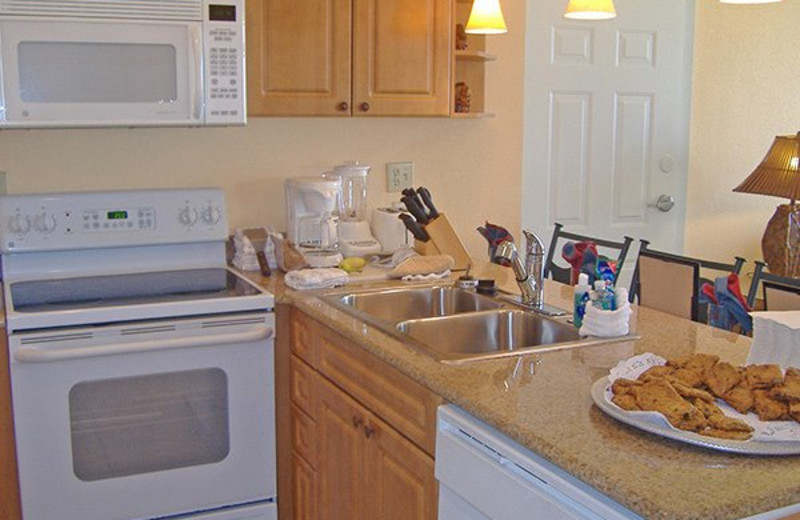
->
<box><xmin>246</xmin><ymin>0</ymin><xmax>352</xmax><ymax>116</ymax></box>
<box><xmin>316</xmin><ymin>377</ymin><xmax>365</xmax><ymax>520</ymax></box>
<box><xmin>352</xmin><ymin>0</ymin><xmax>452</xmax><ymax>116</ymax></box>
<box><xmin>363</xmin><ymin>414</ymin><xmax>438</xmax><ymax>520</ymax></box>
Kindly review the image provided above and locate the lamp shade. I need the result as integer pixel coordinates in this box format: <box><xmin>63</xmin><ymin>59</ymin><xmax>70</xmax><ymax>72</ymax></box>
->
<box><xmin>564</xmin><ymin>0</ymin><xmax>617</xmax><ymax>20</ymax></box>
<box><xmin>465</xmin><ymin>0</ymin><xmax>507</xmax><ymax>34</ymax></box>
<box><xmin>733</xmin><ymin>132</ymin><xmax>800</xmax><ymax>203</ymax></box>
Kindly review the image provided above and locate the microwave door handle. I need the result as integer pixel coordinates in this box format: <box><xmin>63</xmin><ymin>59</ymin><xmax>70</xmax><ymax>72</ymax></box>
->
<box><xmin>191</xmin><ymin>25</ymin><xmax>204</xmax><ymax>121</ymax></box>
<box><xmin>13</xmin><ymin>326</ymin><xmax>273</xmax><ymax>363</ymax></box>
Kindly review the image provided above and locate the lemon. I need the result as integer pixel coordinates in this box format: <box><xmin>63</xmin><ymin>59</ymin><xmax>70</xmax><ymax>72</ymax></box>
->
<box><xmin>339</xmin><ymin>256</ymin><xmax>367</xmax><ymax>273</ymax></box>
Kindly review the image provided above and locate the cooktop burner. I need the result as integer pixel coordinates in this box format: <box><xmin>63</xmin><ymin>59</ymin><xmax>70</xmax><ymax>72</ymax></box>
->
<box><xmin>11</xmin><ymin>268</ymin><xmax>262</xmax><ymax>313</ymax></box>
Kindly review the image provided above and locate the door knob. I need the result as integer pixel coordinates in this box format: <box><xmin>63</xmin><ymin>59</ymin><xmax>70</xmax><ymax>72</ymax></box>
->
<box><xmin>648</xmin><ymin>194</ymin><xmax>675</xmax><ymax>213</ymax></box>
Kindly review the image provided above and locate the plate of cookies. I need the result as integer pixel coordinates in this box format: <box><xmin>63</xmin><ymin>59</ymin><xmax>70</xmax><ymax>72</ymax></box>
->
<box><xmin>591</xmin><ymin>352</ymin><xmax>800</xmax><ymax>455</ymax></box>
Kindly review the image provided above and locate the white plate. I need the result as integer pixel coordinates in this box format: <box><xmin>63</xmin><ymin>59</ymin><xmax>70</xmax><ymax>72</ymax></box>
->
<box><xmin>591</xmin><ymin>377</ymin><xmax>800</xmax><ymax>456</ymax></box>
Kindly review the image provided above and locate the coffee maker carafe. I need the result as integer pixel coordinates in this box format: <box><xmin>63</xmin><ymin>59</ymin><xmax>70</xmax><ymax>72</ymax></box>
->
<box><xmin>285</xmin><ymin>177</ymin><xmax>343</xmax><ymax>267</ymax></box>
<box><xmin>325</xmin><ymin>162</ymin><xmax>382</xmax><ymax>257</ymax></box>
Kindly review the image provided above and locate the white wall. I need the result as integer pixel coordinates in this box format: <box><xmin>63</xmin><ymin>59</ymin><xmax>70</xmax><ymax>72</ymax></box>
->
<box><xmin>685</xmin><ymin>0</ymin><xmax>800</xmax><ymax>274</ymax></box>
<box><xmin>0</xmin><ymin>0</ymin><xmax>794</xmax><ymax>270</ymax></box>
<box><xmin>0</xmin><ymin>0</ymin><xmax>526</xmax><ymax>260</ymax></box>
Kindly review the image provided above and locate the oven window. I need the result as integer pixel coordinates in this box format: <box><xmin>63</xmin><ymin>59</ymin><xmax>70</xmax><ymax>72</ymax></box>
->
<box><xmin>18</xmin><ymin>41</ymin><xmax>178</xmax><ymax>103</ymax></box>
<box><xmin>69</xmin><ymin>368</ymin><xmax>230</xmax><ymax>481</ymax></box>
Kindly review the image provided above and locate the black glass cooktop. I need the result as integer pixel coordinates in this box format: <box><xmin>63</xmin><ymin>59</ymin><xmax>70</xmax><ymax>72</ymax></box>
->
<box><xmin>10</xmin><ymin>268</ymin><xmax>262</xmax><ymax>313</ymax></box>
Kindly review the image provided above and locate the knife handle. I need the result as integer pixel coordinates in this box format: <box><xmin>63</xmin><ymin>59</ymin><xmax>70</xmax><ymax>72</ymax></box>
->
<box><xmin>417</xmin><ymin>187</ymin><xmax>439</xmax><ymax>219</ymax></box>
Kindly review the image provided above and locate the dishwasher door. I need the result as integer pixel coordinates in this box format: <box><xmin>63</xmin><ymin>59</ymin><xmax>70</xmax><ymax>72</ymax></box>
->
<box><xmin>435</xmin><ymin>405</ymin><xmax>642</xmax><ymax>520</ymax></box>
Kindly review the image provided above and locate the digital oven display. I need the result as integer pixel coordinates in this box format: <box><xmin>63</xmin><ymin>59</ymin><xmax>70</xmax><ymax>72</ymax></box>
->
<box><xmin>209</xmin><ymin>4</ymin><xmax>236</xmax><ymax>21</ymax></box>
<box><xmin>107</xmin><ymin>210</ymin><xmax>128</xmax><ymax>220</ymax></box>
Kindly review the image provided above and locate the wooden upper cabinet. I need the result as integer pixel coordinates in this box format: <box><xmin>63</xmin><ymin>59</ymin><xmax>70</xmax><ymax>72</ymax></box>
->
<box><xmin>246</xmin><ymin>0</ymin><xmax>452</xmax><ymax>117</ymax></box>
<box><xmin>246</xmin><ymin>0</ymin><xmax>352</xmax><ymax>116</ymax></box>
<box><xmin>352</xmin><ymin>0</ymin><xmax>451</xmax><ymax>116</ymax></box>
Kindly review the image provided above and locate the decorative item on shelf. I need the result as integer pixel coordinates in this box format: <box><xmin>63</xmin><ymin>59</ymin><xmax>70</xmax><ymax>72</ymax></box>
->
<box><xmin>455</xmin><ymin>82</ymin><xmax>471</xmax><ymax>113</ymax></box>
<box><xmin>465</xmin><ymin>0</ymin><xmax>507</xmax><ymax>35</ymax></box>
<box><xmin>455</xmin><ymin>23</ymin><xmax>468</xmax><ymax>50</ymax></box>
<box><xmin>733</xmin><ymin>131</ymin><xmax>800</xmax><ymax>278</ymax></box>
<box><xmin>564</xmin><ymin>0</ymin><xmax>617</xmax><ymax>20</ymax></box>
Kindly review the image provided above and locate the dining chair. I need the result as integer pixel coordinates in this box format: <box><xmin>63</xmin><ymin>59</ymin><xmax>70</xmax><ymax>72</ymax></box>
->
<box><xmin>746</xmin><ymin>260</ymin><xmax>800</xmax><ymax>311</ymax></box>
<box><xmin>631</xmin><ymin>240</ymin><xmax>746</xmax><ymax>322</ymax></box>
<box><xmin>543</xmin><ymin>222</ymin><xmax>634</xmax><ymax>284</ymax></box>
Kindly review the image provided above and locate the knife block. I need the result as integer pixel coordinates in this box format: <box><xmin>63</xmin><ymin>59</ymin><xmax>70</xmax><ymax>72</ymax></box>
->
<box><xmin>414</xmin><ymin>214</ymin><xmax>471</xmax><ymax>271</ymax></box>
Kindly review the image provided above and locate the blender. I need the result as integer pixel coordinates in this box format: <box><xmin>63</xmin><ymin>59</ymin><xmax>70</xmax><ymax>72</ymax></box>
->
<box><xmin>325</xmin><ymin>162</ymin><xmax>382</xmax><ymax>257</ymax></box>
<box><xmin>285</xmin><ymin>177</ymin><xmax>343</xmax><ymax>267</ymax></box>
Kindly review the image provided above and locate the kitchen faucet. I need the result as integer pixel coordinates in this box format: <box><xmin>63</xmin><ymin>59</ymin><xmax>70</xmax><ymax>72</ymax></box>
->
<box><xmin>496</xmin><ymin>230</ymin><xmax>566</xmax><ymax>316</ymax></box>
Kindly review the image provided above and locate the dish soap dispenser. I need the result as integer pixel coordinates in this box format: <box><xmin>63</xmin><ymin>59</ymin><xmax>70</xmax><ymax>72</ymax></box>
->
<box><xmin>573</xmin><ymin>272</ymin><xmax>591</xmax><ymax>328</ymax></box>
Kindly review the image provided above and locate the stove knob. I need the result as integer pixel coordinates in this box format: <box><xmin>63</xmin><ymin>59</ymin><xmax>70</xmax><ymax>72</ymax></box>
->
<box><xmin>33</xmin><ymin>213</ymin><xmax>57</xmax><ymax>233</ymax></box>
<box><xmin>8</xmin><ymin>214</ymin><xmax>31</xmax><ymax>235</ymax></box>
<box><xmin>201</xmin><ymin>205</ymin><xmax>222</xmax><ymax>225</ymax></box>
<box><xmin>179</xmin><ymin>206</ymin><xmax>198</xmax><ymax>226</ymax></box>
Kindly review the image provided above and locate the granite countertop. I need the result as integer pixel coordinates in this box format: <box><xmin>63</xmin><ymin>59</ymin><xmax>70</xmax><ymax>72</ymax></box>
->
<box><xmin>245</xmin><ymin>263</ymin><xmax>800</xmax><ymax>520</ymax></box>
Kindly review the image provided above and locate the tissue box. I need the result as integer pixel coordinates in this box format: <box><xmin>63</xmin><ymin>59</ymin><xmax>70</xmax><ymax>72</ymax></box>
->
<box><xmin>747</xmin><ymin>311</ymin><xmax>800</xmax><ymax>367</ymax></box>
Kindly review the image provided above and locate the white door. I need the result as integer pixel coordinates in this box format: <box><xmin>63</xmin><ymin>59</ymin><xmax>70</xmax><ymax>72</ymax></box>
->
<box><xmin>521</xmin><ymin>0</ymin><xmax>695</xmax><ymax>284</ymax></box>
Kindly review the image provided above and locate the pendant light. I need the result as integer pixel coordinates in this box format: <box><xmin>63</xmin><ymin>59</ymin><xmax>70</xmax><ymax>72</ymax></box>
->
<box><xmin>465</xmin><ymin>0</ymin><xmax>507</xmax><ymax>34</ymax></box>
<box><xmin>564</xmin><ymin>0</ymin><xmax>617</xmax><ymax>20</ymax></box>
<box><xmin>720</xmin><ymin>0</ymin><xmax>782</xmax><ymax>4</ymax></box>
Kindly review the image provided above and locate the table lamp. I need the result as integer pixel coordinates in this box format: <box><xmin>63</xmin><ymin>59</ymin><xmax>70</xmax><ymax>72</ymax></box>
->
<box><xmin>733</xmin><ymin>131</ymin><xmax>800</xmax><ymax>278</ymax></box>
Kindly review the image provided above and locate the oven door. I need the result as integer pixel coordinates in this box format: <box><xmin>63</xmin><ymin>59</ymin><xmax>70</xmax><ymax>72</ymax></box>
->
<box><xmin>8</xmin><ymin>312</ymin><xmax>276</xmax><ymax>520</ymax></box>
<box><xmin>0</xmin><ymin>18</ymin><xmax>202</xmax><ymax>127</ymax></box>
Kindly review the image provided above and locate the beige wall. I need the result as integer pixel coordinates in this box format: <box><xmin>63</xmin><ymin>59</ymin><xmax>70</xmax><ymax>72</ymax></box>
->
<box><xmin>685</xmin><ymin>0</ymin><xmax>800</xmax><ymax>275</ymax></box>
<box><xmin>0</xmin><ymin>0</ymin><xmax>525</xmax><ymax>261</ymax></box>
<box><xmin>0</xmin><ymin>0</ymin><xmax>795</xmax><ymax>269</ymax></box>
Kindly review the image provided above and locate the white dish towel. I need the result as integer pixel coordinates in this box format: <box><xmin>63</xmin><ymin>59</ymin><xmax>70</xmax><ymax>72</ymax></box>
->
<box><xmin>747</xmin><ymin>311</ymin><xmax>800</xmax><ymax>367</ymax></box>
<box><xmin>285</xmin><ymin>268</ymin><xmax>349</xmax><ymax>291</ymax></box>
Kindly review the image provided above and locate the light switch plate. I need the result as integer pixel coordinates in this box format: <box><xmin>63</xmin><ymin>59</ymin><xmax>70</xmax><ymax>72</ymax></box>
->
<box><xmin>386</xmin><ymin>162</ymin><xmax>414</xmax><ymax>192</ymax></box>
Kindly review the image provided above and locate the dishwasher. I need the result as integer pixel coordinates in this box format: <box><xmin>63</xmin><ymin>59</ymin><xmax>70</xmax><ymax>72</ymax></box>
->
<box><xmin>437</xmin><ymin>405</ymin><xmax>800</xmax><ymax>520</ymax></box>
<box><xmin>436</xmin><ymin>404</ymin><xmax>645</xmax><ymax>520</ymax></box>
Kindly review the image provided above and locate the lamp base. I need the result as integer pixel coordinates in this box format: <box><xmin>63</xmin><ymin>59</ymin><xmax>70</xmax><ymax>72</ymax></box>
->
<box><xmin>761</xmin><ymin>203</ymin><xmax>800</xmax><ymax>278</ymax></box>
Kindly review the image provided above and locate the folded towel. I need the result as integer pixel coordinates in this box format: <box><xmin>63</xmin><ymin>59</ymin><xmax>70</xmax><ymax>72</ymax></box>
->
<box><xmin>579</xmin><ymin>301</ymin><xmax>631</xmax><ymax>337</ymax></box>
<box><xmin>747</xmin><ymin>311</ymin><xmax>800</xmax><ymax>366</ymax></box>
<box><xmin>389</xmin><ymin>254</ymin><xmax>454</xmax><ymax>278</ymax></box>
<box><xmin>231</xmin><ymin>229</ymin><xmax>260</xmax><ymax>271</ymax></box>
<box><xmin>401</xmin><ymin>270</ymin><xmax>452</xmax><ymax>281</ymax></box>
<box><xmin>285</xmin><ymin>268</ymin><xmax>349</xmax><ymax>290</ymax></box>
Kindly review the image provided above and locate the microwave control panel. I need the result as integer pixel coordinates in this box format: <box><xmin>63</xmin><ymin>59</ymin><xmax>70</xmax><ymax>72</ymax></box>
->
<box><xmin>203</xmin><ymin>0</ymin><xmax>246</xmax><ymax>125</ymax></box>
<box><xmin>0</xmin><ymin>188</ymin><xmax>227</xmax><ymax>253</ymax></box>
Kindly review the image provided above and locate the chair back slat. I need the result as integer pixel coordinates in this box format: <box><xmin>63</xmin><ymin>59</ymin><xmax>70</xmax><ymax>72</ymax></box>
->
<box><xmin>747</xmin><ymin>260</ymin><xmax>800</xmax><ymax>310</ymax></box>
<box><xmin>544</xmin><ymin>222</ymin><xmax>634</xmax><ymax>285</ymax></box>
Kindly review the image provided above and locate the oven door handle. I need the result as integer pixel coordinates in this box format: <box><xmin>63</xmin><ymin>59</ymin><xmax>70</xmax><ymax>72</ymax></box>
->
<box><xmin>13</xmin><ymin>327</ymin><xmax>273</xmax><ymax>363</ymax></box>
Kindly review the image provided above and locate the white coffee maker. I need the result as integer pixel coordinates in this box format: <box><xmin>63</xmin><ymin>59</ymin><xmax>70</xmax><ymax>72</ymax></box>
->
<box><xmin>285</xmin><ymin>177</ymin><xmax>343</xmax><ymax>267</ymax></box>
<box><xmin>324</xmin><ymin>162</ymin><xmax>382</xmax><ymax>257</ymax></box>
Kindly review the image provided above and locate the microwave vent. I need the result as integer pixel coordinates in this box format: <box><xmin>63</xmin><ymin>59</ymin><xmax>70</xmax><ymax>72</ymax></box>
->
<box><xmin>0</xmin><ymin>0</ymin><xmax>203</xmax><ymax>21</ymax></box>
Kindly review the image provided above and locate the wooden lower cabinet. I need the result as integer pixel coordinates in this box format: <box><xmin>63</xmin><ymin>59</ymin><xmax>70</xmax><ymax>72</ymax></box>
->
<box><xmin>317</xmin><ymin>376</ymin><xmax>437</xmax><ymax>520</ymax></box>
<box><xmin>286</xmin><ymin>308</ymin><xmax>440</xmax><ymax>519</ymax></box>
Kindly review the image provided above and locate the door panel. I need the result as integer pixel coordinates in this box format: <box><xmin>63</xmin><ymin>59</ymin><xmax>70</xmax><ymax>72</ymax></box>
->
<box><xmin>246</xmin><ymin>0</ymin><xmax>352</xmax><ymax>115</ymax></box>
<box><xmin>523</xmin><ymin>0</ymin><xmax>695</xmax><ymax>279</ymax></box>
<box><xmin>364</xmin><ymin>414</ymin><xmax>437</xmax><ymax>520</ymax></box>
<box><xmin>316</xmin><ymin>377</ymin><xmax>363</xmax><ymax>520</ymax></box>
<box><xmin>352</xmin><ymin>0</ymin><xmax>451</xmax><ymax>116</ymax></box>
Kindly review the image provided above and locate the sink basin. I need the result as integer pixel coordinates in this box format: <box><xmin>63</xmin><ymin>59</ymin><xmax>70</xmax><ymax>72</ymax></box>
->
<box><xmin>325</xmin><ymin>285</ymin><xmax>503</xmax><ymax>323</ymax></box>
<box><xmin>397</xmin><ymin>309</ymin><xmax>584</xmax><ymax>363</ymax></box>
<box><xmin>321</xmin><ymin>285</ymin><xmax>631</xmax><ymax>364</ymax></box>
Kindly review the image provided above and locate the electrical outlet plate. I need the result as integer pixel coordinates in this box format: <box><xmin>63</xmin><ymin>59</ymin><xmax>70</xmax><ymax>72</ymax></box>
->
<box><xmin>386</xmin><ymin>162</ymin><xmax>414</xmax><ymax>192</ymax></box>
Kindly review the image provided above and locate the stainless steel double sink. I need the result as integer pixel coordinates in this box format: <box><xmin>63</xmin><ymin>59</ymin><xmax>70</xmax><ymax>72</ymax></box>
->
<box><xmin>321</xmin><ymin>285</ymin><xmax>628</xmax><ymax>364</ymax></box>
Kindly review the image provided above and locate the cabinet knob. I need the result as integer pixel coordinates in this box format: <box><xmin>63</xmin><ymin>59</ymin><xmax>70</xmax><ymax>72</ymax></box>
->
<box><xmin>338</xmin><ymin>102</ymin><xmax>349</xmax><ymax>112</ymax></box>
<box><xmin>363</xmin><ymin>425</ymin><xmax>375</xmax><ymax>439</ymax></box>
<box><xmin>360</xmin><ymin>102</ymin><xmax>370</xmax><ymax>112</ymax></box>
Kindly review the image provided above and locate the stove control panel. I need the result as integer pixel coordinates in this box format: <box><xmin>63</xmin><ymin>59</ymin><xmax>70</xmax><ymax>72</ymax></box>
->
<box><xmin>0</xmin><ymin>188</ymin><xmax>228</xmax><ymax>253</ymax></box>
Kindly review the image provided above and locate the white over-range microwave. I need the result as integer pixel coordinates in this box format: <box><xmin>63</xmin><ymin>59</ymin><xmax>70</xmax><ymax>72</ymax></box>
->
<box><xmin>0</xmin><ymin>0</ymin><xmax>245</xmax><ymax>128</ymax></box>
